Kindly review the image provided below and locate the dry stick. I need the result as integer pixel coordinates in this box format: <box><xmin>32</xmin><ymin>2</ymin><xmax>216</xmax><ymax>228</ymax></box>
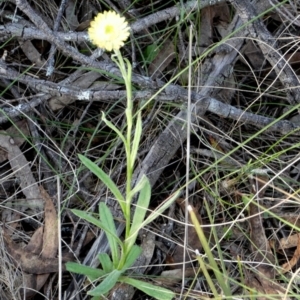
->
<box><xmin>0</xmin><ymin>0</ymin><xmax>272</xmax><ymax>44</ymax></box>
<box><xmin>130</xmin><ymin>0</ymin><xmax>225</xmax><ymax>33</ymax></box>
<box><xmin>2</xmin><ymin>1</ymin><xmax>276</xmax><ymax>91</ymax></box>
<box><xmin>0</xmin><ymin>66</ymin><xmax>57</xmax><ymax>198</ymax></box>
<box><xmin>228</xmin><ymin>0</ymin><xmax>300</xmax><ymax>105</ymax></box>
<box><xmin>12</xmin><ymin>0</ymin><xmax>154</xmax><ymax>89</ymax></box>
<box><xmin>1</xmin><ymin>63</ymin><xmax>299</xmax><ymax>134</ymax></box>
<box><xmin>0</xmin><ymin>95</ymin><xmax>49</xmax><ymax>124</ymax></box>
<box><xmin>11</xmin><ymin>0</ymin><xmax>228</xmax><ymax>90</ymax></box>
<box><xmin>0</xmin><ymin>23</ymin><xmax>84</xmax><ymax>42</ymax></box>
<box><xmin>46</xmin><ymin>0</ymin><xmax>69</xmax><ymax>76</ymax></box>
<box><xmin>6</xmin><ymin>0</ymin><xmax>225</xmax><ymax>39</ymax></box>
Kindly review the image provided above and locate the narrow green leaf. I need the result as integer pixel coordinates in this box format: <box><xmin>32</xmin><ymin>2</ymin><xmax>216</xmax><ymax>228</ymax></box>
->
<box><xmin>78</xmin><ymin>154</ymin><xmax>125</xmax><ymax>213</ymax></box>
<box><xmin>99</xmin><ymin>203</ymin><xmax>120</xmax><ymax>266</ymax></box>
<box><xmin>141</xmin><ymin>190</ymin><xmax>180</xmax><ymax>228</ymax></box>
<box><xmin>101</xmin><ymin>112</ymin><xmax>126</xmax><ymax>145</ymax></box>
<box><xmin>130</xmin><ymin>111</ymin><xmax>142</xmax><ymax>169</ymax></box>
<box><xmin>98</xmin><ymin>253</ymin><xmax>113</xmax><ymax>273</ymax></box>
<box><xmin>127</xmin><ymin>174</ymin><xmax>147</xmax><ymax>203</ymax></box>
<box><xmin>88</xmin><ymin>270</ymin><xmax>122</xmax><ymax>296</ymax></box>
<box><xmin>127</xmin><ymin>177</ymin><xmax>151</xmax><ymax>250</ymax></box>
<box><xmin>119</xmin><ymin>277</ymin><xmax>175</xmax><ymax>300</ymax></box>
<box><xmin>71</xmin><ymin>209</ymin><xmax>122</xmax><ymax>247</ymax></box>
<box><xmin>66</xmin><ymin>262</ymin><xmax>105</xmax><ymax>281</ymax></box>
<box><xmin>123</xmin><ymin>245</ymin><xmax>142</xmax><ymax>270</ymax></box>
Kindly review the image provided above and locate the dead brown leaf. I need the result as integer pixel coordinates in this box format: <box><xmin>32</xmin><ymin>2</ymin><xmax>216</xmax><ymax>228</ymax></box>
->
<box><xmin>40</xmin><ymin>186</ymin><xmax>58</xmax><ymax>258</ymax></box>
<box><xmin>3</xmin><ymin>187</ymin><xmax>60</xmax><ymax>298</ymax></box>
<box><xmin>22</xmin><ymin>187</ymin><xmax>59</xmax><ymax>298</ymax></box>
<box><xmin>281</xmin><ymin>233</ymin><xmax>300</xmax><ymax>273</ymax></box>
<box><xmin>22</xmin><ymin>226</ymin><xmax>44</xmax><ymax>298</ymax></box>
<box><xmin>272</xmin><ymin>233</ymin><xmax>300</xmax><ymax>250</ymax></box>
<box><xmin>2</xmin><ymin>228</ymin><xmax>60</xmax><ymax>274</ymax></box>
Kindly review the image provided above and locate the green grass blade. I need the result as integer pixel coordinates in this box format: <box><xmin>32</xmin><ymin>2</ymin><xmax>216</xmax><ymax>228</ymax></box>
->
<box><xmin>188</xmin><ymin>205</ymin><xmax>231</xmax><ymax>297</ymax></box>
<box><xmin>141</xmin><ymin>190</ymin><xmax>180</xmax><ymax>228</ymax></box>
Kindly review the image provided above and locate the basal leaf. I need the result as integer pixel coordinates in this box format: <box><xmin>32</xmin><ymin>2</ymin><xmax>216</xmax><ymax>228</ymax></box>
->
<box><xmin>98</xmin><ymin>253</ymin><xmax>113</xmax><ymax>273</ymax></box>
<box><xmin>66</xmin><ymin>262</ymin><xmax>105</xmax><ymax>281</ymax></box>
<box><xmin>88</xmin><ymin>269</ymin><xmax>122</xmax><ymax>296</ymax></box>
<box><xmin>119</xmin><ymin>277</ymin><xmax>175</xmax><ymax>300</ymax></box>
<box><xmin>127</xmin><ymin>176</ymin><xmax>151</xmax><ymax>250</ymax></box>
<box><xmin>123</xmin><ymin>245</ymin><xmax>142</xmax><ymax>270</ymax></box>
<box><xmin>99</xmin><ymin>203</ymin><xmax>120</xmax><ymax>266</ymax></box>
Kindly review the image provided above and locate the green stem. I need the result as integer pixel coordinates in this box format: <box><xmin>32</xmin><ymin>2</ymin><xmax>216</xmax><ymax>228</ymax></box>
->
<box><xmin>113</xmin><ymin>50</ymin><xmax>134</xmax><ymax>254</ymax></box>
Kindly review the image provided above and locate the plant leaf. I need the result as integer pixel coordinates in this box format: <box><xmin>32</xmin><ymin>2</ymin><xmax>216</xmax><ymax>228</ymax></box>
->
<box><xmin>101</xmin><ymin>112</ymin><xmax>126</xmax><ymax>145</ymax></box>
<box><xmin>123</xmin><ymin>245</ymin><xmax>142</xmax><ymax>270</ymax></box>
<box><xmin>130</xmin><ymin>111</ymin><xmax>142</xmax><ymax>169</ymax></box>
<box><xmin>78</xmin><ymin>154</ymin><xmax>126</xmax><ymax>213</ymax></box>
<box><xmin>66</xmin><ymin>262</ymin><xmax>105</xmax><ymax>281</ymax></box>
<box><xmin>99</xmin><ymin>203</ymin><xmax>120</xmax><ymax>266</ymax></box>
<box><xmin>119</xmin><ymin>277</ymin><xmax>175</xmax><ymax>300</ymax></box>
<box><xmin>127</xmin><ymin>174</ymin><xmax>147</xmax><ymax>203</ymax></box>
<box><xmin>71</xmin><ymin>209</ymin><xmax>122</xmax><ymax>247</ymax></box>
<box><xmin>88</xmin><ymin>269</ymin><xmax>122</xmax><ymax>296</ymax></box>
<box><xmin>127</xmin><ymin>176</ymin><xmax>151</xmax><ymax>250</ymax></box>
<box><xmin>98</xmin><ymin>253</ymin><xmax>113</xmax><ymax>273</ymax></box>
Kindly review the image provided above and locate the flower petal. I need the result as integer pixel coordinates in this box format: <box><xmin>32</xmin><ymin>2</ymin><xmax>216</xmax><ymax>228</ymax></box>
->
<box><xmin>88</xmin><ymin>11</ymin><xmax>130</xmax><ymax>51</ymax></box>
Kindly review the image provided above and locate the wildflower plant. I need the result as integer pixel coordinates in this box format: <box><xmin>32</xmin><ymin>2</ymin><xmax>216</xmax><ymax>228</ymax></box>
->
<box><xmin>66</xmin><ymin>11</ymin><xmax>178</xmax><ymax>299</ymax></box>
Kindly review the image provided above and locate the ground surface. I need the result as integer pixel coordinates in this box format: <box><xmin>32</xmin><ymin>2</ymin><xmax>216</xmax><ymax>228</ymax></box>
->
<box><xmin>1</xmin><ymin>0</ymin><xmax>300</xmax><ymax>299</ymax></box>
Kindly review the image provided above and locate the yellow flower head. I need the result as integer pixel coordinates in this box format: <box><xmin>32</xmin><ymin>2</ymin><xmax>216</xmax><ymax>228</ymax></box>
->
<box><xmin>88</xmin><ymin>11</ymin><xmax>130</xmax><ymax>51</ymax></box>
